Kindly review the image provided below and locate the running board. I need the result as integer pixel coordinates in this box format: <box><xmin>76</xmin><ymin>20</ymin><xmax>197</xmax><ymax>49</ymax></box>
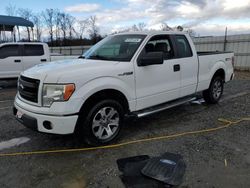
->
<box><xmin>135</xmin><ymin>97</ymin><xmax>196</xmax><ymax>118</ymax></box>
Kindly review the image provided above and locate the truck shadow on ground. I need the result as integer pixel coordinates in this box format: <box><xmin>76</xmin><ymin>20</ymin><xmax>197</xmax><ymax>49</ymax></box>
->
<box><xmin>22</xmin><ymin>102</ymin><xmax>209</xmax><ymax>152</ymax></box>
<box><xmin>0</xmin><ymin>79</ymin><xmax>17</xmax><ymax>89</ymax></box>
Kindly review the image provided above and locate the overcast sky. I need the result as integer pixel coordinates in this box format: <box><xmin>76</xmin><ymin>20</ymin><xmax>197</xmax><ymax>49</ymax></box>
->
<box><xmin>1</xmin><ymin>0</ymin><xmax>250</xmax><ymax>36</ymax></box>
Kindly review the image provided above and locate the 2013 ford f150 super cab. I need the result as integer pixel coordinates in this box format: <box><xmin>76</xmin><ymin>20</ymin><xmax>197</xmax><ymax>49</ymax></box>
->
<box><xmin>13</xmin><ymin>31</ymin><xmax>234</xmax><ymax>145</ymax></box>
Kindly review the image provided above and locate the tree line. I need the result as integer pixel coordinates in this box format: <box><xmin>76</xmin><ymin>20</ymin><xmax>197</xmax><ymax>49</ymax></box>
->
<box><xmin>5</xmin><ymin>4</ymin><xmax>102</xmax><ymax>46</ymax></box>
<box><xmin>5</xmin><ymin>4</ymin><xmax>196</xmax><ymax>46</ymax></box>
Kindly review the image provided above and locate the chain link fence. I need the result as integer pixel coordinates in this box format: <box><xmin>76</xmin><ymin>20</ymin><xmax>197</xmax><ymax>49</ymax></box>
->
<box><xmin>49</xmin><ymin>34</ymin><xmax>250</xmax><ymax>70</ymax></box>
<box><xmin>50</xmin><ymin>45</ymin><xmax>92</xmax><ymax>56</ymax></box>
<box><xmin>193</xmin><ymin>34</ymin><xmax>250</xmax><ymax>70</ymax></box>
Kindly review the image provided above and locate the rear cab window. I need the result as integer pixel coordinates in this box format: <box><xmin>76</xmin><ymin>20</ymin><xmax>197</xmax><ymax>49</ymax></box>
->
<box><xmin>0</xmin><ymin>45</ymin><xmax>20</xmax><ymax>59</ymax></box>
<box><xmin>174</xmin><ymin>35</ymin><xmax>193</xmax><ymax>58</ymax></box>
<box><xmin>23</xmin><ymin>45</ymin><xmax>44</xmax><ymax>56</ymax></box>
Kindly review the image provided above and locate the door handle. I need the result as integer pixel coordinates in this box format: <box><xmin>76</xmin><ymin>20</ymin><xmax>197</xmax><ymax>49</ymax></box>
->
<box><xmin>173</xmin><ymin>64</ymin><xmax>180</xmax><ymax>72</ymax></box>
<box><xmin>14</xmin><ymin>59</ymin><xmax>21</xmax><ymax>63</ymax></box>
<box><xmin>41</xmin><ymin>59</ymin><xmax>47</xmax><ymax>62</ymax></box>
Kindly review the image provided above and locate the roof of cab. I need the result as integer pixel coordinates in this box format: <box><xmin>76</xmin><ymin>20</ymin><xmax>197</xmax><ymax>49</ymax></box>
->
<box><xmin>113</xmin><ymin>30</ymin><xmax>187</xmax><ymax>36</ymax></box>
<box><xmin>0</xmin><ymin>42</ymin><xmax>48</xmax><ymax>47</ymax></box>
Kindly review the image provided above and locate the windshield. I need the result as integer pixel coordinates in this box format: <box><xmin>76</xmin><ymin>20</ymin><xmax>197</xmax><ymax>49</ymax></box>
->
<box><xmin>83</xmin><ymin>34</ymin><xmax>146</xmax><ymax>61</ymax></box>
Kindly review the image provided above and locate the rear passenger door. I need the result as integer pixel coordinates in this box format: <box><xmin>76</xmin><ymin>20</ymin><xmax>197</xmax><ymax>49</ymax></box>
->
<box><xmin>173</xmin><ymin>35</ymin><xmax>198</xmax><ymax>97</ymax></box>
<box><xmin>22</xmin><ymin>44</ymin><xmax>48</xmax><ymax>70</ymax></box>
<box><xmin>0</xmin><ymin>44</ymin><xmax>23</xmax><ymax>78</ymax></box>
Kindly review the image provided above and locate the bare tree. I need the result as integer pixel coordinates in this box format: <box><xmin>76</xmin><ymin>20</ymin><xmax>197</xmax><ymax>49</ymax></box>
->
<box><xmin>32</xmin><ymin>14</ymin><xmax>43</xmax><ymax>41</ymax></box>
<box><xmin>137</xmin><ymin>22</ymin><xmax>146</xmax><ymax>31</ymax></box>
<box><xmin>5</xmin><ymin>3</ymin><xmax>17</xmax><ymax>16</ymax></box>
<box><xmin>18</xmin><ymin>8</ymin><xmax>33</xmax><ymax>41</ymax></box>
<box><xmin>5</xmin><ymin>5</ymin><xmax>104</xmax><ymax>45</ymax></box>
<box><xmin>111</xmin><ymin>26</ymin><xmax>130</xmax><ymax>34</ymax></box>
<box><xmin>131</xmin><ymin>24</ymin><xmax>139</xmax><ymax>31</ymax></box>
<box><xmin>77</xmin><ymin>19</ymin><xmax>88</xmax><ymax>39</ymax></box>
<box><xmin>42</xmin><ymin>9</ymin><xmax>55</xmax><ymax>45</ymax></box>
<box><xmin>160</xmin><ymin>23</ymin><xmax>173</xmax><ymax>31</ymax></box>
<box><xmin>66</xmin><ymin>15</ymin><xmax>75</xmax><ymax>40</ymax></box>
<box><xmin>54</xmin><ymin>10</ymin><xmax>61</xmax><ymax>43</ymax></box>
<box><xmin>113</xmin><ymin>22</ymin><xmax>146</xmax><ymax>34</ymax></box>
<box><xmin>88</xmin><ymin>16</ymin><xmax>100</xmax><ymax>43</ymax></box>
<box><xmin>176</xmin><ymin>25</ymin><xmax>184</xmax><ymax>31</ymax></box>
<box><xmin>186</xmin><ymin>29</ymin><xmax>196</xmax><ymax>37</ymax></box>
<box><xmin>4</xmin><ymin>4</ymin><xmax>18</xmax><ymax>41</ymax></box>
<box><xmin>58</xmin><ymin>12</ymin><xmax>68</xmax><ymax>43</ymax></box>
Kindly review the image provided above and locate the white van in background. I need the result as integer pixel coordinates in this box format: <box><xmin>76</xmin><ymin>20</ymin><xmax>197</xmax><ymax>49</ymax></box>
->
<box><xmin>0</xmin><ymin>43</ymin><xmax>50</xmax><ymax>79</ymax></box>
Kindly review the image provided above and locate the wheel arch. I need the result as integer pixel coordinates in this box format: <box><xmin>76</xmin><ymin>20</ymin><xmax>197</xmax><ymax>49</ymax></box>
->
<box><xmin>209</xmin><ymin>61</ymin><xmax>226</xmax><ymax>82</ymax></box>
<box><xmin>212</xmin><ymin>68</ymin><xmax>226</xmax><ymax>82</ymax></box>
<box><xmin>203</xmin><ymin>69</ymin><xmax>225</xmax><ymax>104</ymax></box>
<box><xmin>79</xmin><ymin>89</ymin><xmax>130</xmax><ymax>116</ymax></box>
<box><xmin>74</xmin><ymin>88</ymin><xmax>130</xmax><ymax>134</ymax></box>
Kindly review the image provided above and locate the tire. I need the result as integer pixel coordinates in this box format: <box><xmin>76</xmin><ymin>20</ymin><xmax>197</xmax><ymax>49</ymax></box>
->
<box><xmin>76</xmin><ymin>99</ymin><xmax>124</xmax><ymax>146</ymax></box>
<box><xmin>203</xmin><ymin>76</ymin><xmax>224</xmax><ymax>104</ymax></box>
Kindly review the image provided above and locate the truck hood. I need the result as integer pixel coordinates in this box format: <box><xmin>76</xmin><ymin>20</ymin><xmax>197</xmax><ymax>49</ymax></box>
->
<box><xmin>22</xmin><ymin>59</ymin><xmax>118</xmax><ymax>83</ymax></box>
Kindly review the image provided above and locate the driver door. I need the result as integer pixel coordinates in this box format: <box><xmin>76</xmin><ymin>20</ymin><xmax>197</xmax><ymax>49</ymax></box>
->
<box><xmin>134</xmin><ymin>35</ymin><xmax>181</xmax><ymax>110</ymax></box>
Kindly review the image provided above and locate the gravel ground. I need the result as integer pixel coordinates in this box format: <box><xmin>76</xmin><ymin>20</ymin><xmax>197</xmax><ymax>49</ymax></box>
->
<box><xmin>234</xmin><ymin>70</ymin><xmax>250</xmax><ymax>80</ymax></box>
<box><xmin>0</xmin><ymin>71</ymin><xmax>250</xmax><ymax>188</ymax></box>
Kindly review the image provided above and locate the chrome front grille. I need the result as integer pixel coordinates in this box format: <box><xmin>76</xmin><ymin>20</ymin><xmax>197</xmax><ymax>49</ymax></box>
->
<box><xmin>18</xmin><ymin>76</ymin><xmax>40</xmax><ymax>103</ymax></box>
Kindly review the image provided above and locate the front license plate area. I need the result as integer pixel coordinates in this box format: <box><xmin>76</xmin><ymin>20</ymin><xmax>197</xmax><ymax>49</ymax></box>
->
<box><xmin>16</xmin><ymin>110</ymin><xmax>24</xmax><ymax>119</ymax></box>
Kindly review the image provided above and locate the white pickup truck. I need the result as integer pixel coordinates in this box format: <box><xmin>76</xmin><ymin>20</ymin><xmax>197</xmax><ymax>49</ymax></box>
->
<box><xmin>0</xmin><ymin>42</ymin><xmax>50</xmax><ymax>79</ymax></box>
<box><xmin>0</xmin><ymin>42</ymin><xmax>77</xmax><ymax>79</ymax></box>
<box><xmin>13</xmin><ymin>31</ymin><xmax>234</xmax><ymax>145</ymax></box>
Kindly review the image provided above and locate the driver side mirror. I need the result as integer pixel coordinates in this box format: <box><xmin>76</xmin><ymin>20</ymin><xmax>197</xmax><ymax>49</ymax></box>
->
<box><xmin>137</xmin><ymin>52</ymin><xmax>164</xmax><ymax>66</ymax></box>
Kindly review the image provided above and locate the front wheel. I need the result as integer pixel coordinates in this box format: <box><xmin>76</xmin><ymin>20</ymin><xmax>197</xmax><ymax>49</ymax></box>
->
<box><xmin>77</xmin><ymin>99</ymin><xmax>124</xmax><ymax>146</ymax></box>
<box><xmin>203</xmin><ymin>76</ymin><xmax>224</xmax><ymax>104</ymax></box>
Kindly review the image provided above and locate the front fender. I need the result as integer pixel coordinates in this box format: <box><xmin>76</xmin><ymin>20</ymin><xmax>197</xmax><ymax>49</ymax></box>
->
<box><xmin>72</xmin><ymin>76</ymin><xmax>136</xmax><ymax>112</ymax></box>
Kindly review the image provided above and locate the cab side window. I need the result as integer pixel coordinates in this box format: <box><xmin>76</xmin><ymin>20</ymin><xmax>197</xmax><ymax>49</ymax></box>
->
<box><xmin>24</xmin><ymin>45</ymin><xmax>44</xmax><ymax>56</ymax></box>
<box><xmin>0</xmin><ymin>45</ymin><xmax>19</xmax><ymax>59</ymax></box>
<box><xmin>144</xmin><ymin>35</ymin><xmax>175</xmax><ymax>59</ymax></box>
<box><xmin>175</xmin><ymin>35</ymin><xmax>193</xmax><ymax>58</ymax></box>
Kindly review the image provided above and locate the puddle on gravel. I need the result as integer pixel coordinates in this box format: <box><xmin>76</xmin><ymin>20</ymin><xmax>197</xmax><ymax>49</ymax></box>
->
<box><xmin>0</xmin><ymin>137</ymin><xmax>30</xmax><ymax>151</ymax></box>
<box><xmin>61</xmin><ymin>175</ymin><xmax>87</xmax><ymax>188</ymax></box>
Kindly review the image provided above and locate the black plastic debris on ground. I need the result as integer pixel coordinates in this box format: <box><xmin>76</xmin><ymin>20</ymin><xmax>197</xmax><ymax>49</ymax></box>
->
<box><xmin>142</xmin><ymin>153</ymin><xmax>186</xmax><ymax>186</ymax></box>
<box><xmin>117</xmin><ymin>155</ymin><xmax>150</xmax><ymax>172</ymax></box>
<box><xmin>117</xmin><ymin>153</ymin><xmax>186</xmax><ymax>188</ymax></box>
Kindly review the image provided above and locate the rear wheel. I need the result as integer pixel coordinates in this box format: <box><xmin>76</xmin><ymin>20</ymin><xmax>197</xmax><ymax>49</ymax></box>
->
<box><xmin>77</xmin><ymin>99</ymin><xmax>124</xmax><ymax>146</ymax></box>
<box><xmin>203</xmin><ymin>76</ymin><xmax>224</xmax><ymax>104</ymax></box>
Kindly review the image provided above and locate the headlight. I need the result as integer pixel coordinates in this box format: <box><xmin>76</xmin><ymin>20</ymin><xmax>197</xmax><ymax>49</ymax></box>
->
<box><xmin>42</xmin><ymin>84</ymin><xmax>75</xmax><ymax>107</ymax></box>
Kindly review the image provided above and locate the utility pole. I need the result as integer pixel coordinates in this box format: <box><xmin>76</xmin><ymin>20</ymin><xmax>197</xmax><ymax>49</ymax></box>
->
<box><xmin>223</xmin><ymin>27</ymin><xmax>227</xmax><ymax>51</ymax></box>
<box><xmin>13</xmin><ymin>26</ymin><xmax>16</xmax><ymax>42</ymax></box>
<box><xmin>3</xmin><ymin>25</ymin><xmax>6</xmax><ymax>42</ymax></box>
<box><xmin>17</xmin><ymin>26</ymin><xmax>21</xmax><ymax>41</ymax></box>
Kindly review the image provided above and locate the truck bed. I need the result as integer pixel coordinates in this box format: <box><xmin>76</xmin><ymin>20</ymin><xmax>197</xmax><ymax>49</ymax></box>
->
<box><xmin>196</xmin><ymin>51</ymin><xmax>234</xmax><ymax>92</ymax></box>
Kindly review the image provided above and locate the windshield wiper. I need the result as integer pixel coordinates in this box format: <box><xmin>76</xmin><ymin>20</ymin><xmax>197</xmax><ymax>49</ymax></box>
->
<box><xmin>88</xmin><ymin>55</ymin><xmax>110</xmax><ymax>60</ymax></box>
<box><xmin>78</xmin><ymin>55</ymin><xmax>85</xmax><ymax>59</ymax></box>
